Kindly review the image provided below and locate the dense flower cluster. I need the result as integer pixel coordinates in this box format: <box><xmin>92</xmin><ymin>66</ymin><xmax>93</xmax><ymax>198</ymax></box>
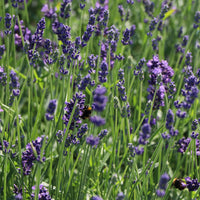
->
<box><xmin>177</xmin><ymin>136</ymin><xmax>200</xmax><ymax>156</ymax></box>
<box><xmin>60</xmin><ymin>0</ymin><xmax>72</xmax><ymax>19</ymax></box>
<box><xmin>41</xmin><ymin>4</ymin><xmax>57</xmax><ymax>19</ymax></box>
<box><xmin>31</xmin><ymin>185</ymin><xmax>52</xmax><ymax>200</ymax></box>
<box><xmin>22</xmin><ymin>136</ymin><xmax>47</xmax><ymax>175</ymax></box>
<box><xmin>121</xmin><ymin>25</ymin><xmax>136</xmax><ymax>45</ymax></box>
<box><xmin>1</xmin><ymin>1</ymin><xmax>200</xmax><ymax>200</ymax></box>
<box><xmin>63</xmin><ymin>92</ymin><xmax>85</xmax><ymax>130</ymax></box>
<box><xmin>147</xmin><ymin>55</ymin><xmax>174</xmax><ymax>109</ymax></box>
<box><xmin>14</xmin><ymin>19</ymin><xmax>32</xmax><ymax>47</ymax></box>
<box><xmin>185</xmin><ymin>177</ymin><xmax>200</xmax><ymax>191</ymax></box>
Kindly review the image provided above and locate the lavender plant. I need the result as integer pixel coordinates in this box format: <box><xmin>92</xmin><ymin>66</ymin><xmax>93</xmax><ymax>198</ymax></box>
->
<box><xmin>0</xmin><ymin>0</ymin><xmax>200</xmax><ymax>200</ymax></box>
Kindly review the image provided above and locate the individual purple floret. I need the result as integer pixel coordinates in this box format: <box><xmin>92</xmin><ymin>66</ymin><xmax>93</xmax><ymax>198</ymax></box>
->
<box><xmin>194</xmin><ymin>11</ymin><xmax>200</xmax><ymax>28</ymax></box>
<box><xmin>143</xmin><ymin>0</ymin><xmax>154</xmax><ymax>17</ymax></box>
<box><xmin>177</xmin><ymin>137</ymin><xmax>191</xmax><ymax>154</ymax></box>
<box><xmin>98</xmin><ymin>129</ymin><xmax>108</xmax><ymax>139</ymax></box>
<box><xmin>63</xmin><ymin>92</ymin><xmax>85</xmax><ymax>130</ymax></box>
<box><xmin>45</xmin><ymin>99</ymin><xmax>57</xmax><ymax>121</ymax></box>
<box><xmin>182</xmin><ymin>35</ymin><xmax>189</xmax><ymax>47</ymax></box>
<box><xmin>9</xmin><ymin>70</ymin><xmax>20</xmax><ymax>106</ymax></box>
<box><xmin>82</xmin><ymin>24</ymin><xmax>94</xmax><ymax>46</ymax></box>
<box><xmin>13</xmin><ymin>184</ymin><xmax>22</xmax><ymax>200</ymax></box>
<box><xmin>156</xmin><ymin>173</ymin><xmax>170</xmax><ymax>197</ymax></box>
<box><xmin>86</xmin><ymin>135</ymin><xmax>100</xmax><ymax>148</ymax></box>
<box><xmin>44</xmin><ymin>39</ymin><xmax>53</xmax><ymax>54</ymax></box>
<box><xmin>156</xmin><ymin>189</ymin><xmax>165</xmax><ymax>197</ymax></box>
<box><xmin>0</xmin><ymin>106</ymin><xmax>3</xmax><ymax>112</ymax></box>
<box><xmin>53</xmin><ymin>21</ymin><xmax>71</xmax><ymax>45</ymax></box>
<box><xmin>149</xmin><ymin>17</ymin><xmax>158</xmax><ymax>32</ymax></box>
<box><xmin>128</xmin><ymin>143</ymin><xmax>136</xmax><ymax>157</ymax></box>
<box><xmin>77</xmin><ymin>123</ymin><xmax>88</xmax><ymax>138</ymax></box>
<box><xmin>41</xmin><ymin>4</ymin><xmax>57</xmax><ymax>19</ymax></box>
<box><xmin>0</xmin><ymin>66</ymin><xmax>7</xmax><ymax>86</ymax></box>
<box><xmin>127</xmin><ymin>0</ymin><xmax>134</xmax><ymax>4</ymax></box>
<box><xmin>184</xmin><ymin>177</ymin><xmax>200</xmax><ymax>191</ymax></box>
<box><xmin>118</xmin><ymin>5</ymin><xmax>125</xmax><ymax>21</ymax></box>
<box><xmin>0</xmin><ymin>45</ymin><xmax>5</xmax><ymax>59</ymax></box>
<box><xmin>94</xmin><ymin>6</ymin><xmax>109</xmax><ymax>35</ymax></box>
<box><xmin>121</xmin><ymin>103</ymin><xmax>131</xmax><ymax>118</ymax></box>
<box><xmin>22</xmin><ymin>136</ymin><xmax>46</xmax><ymax>175</ymax></box>
<box><xmin>92</xmin><ymin>85</ymin><xmax>108</xmax><ymax>112</ymax></box>
<box><xmin>185</xmin><ymin>52</ymin><xmax>192</xmax><ymax>66</ymax></box>
<box><xmin>152</xmin><ymin>36</ymin><xmax>161</xmax><ymax>51</ymax></box>
<box><xmin>116</xmin><ymin>192</ymin><xmax>125</xmax><ymax>200</ymax></box>
<box><xmin>178</xmin><ymin>27</ymin><xmax>183</xmax><ymax>38</ymax></box>
<box><xmin>138</xmin><ymin>123</ymin><xmax>151</xmax><ymax>145</ymax></box>
<box><xmin>168</xmin><ymin>81</ymin><xmax>176</xmax><ymax>98</ymax></box>
<box><xmin>159</xmin><ymin>173</ymin><xmax>170</xmax><ymax>190</ymax></box>
<box><xmin>159</xmin><ymin>4</ymin><xmax>168</xmax><ymax>19</ymax></box>
<box><xmin>121</xmin><ymin>28</ymin><xmax>130</xmax><ymax>45</ymax></box>
<box><xmin>88</xmin><ymin>13</ymin><xmax>96</xmax><ymax>25</ymax></box>
<box><xmin>31</xmin><ymin>17</ymin><xmax>45</xmax><ymax>47</ymax></box>
<box><xmin>65</xmin><ymin>133</ymin><xmax>80</xmax><ymax>150</ymax></box>
<box><xmin>5</xmin><ymin>13</ymin><xmax>12</xmax><ymax>29</ymax></box>
<box><xmin>91</xmin><ymin>195</ymin><xmax>103</xmax><ymax>200</ymax></box>
<box><xmin>117</xmin><ymin>69</ymin><xmax>127</xmax><ymax>101</ymax></box>
<box><xmin>31</xmin><ymin>185</ymin><xmax>52</xmax><ymax>200</ymax></box>
<box><xmin>191</xmin><ymin>131</ymin><xmax>199</xmax><ymax>139</ymax></box>
<box><xmin>196</xmin><ymin>139</ymin><xmax>200</xmax><ymax>156</ymax></box>
<box><xmin>0</xmin><ymin>140</ymin><xmax>10</xmax><ymax>153</ymax></box>
<box><xmin>56</xmin><ymin>130</ymin><xmax>63</xmax><ymax>143</ymax></box>
<box><xmin>10</xmin><ymin>70</ymin><xmax>20</xmax><ymax>89</ymax></box>
<box><xmin>14</xmin><ymin>19</ymin><xmax>32</xmax><ymax>47</ymax></box>
<box><xmin>60</xmin><ymin>0</ymin><xmax>72</xmax><ymax>19</ymax></box>
<box><xmin>78</xmin><ymin>74</ymin><xmax>91</xmax><ymax>90</ymax></box>
<box><xmin>13</xmin><ymin>89</ymin><xmax>20</xmax><ymax>96</ymax></box>
<box><xmin>166</xmin><ymin>109</ymin><xmax>174</xmax><ymax>130</ymax></box>
<box><xmin>98</xmin><ymin>60</ymin><xmax>108</xmax><ymax>83</ymax></box>
<box><xmin>192</xmin><ymin>119</ymin><xmax>198</xmax><ymax>131</ymax></box>
<box><xmin>90</xmin><ymin>116</ymin><xmax>106</xmax><ymax>126</ymax></box>
<box><xmin>88</xmin><ymin>54</ymin><xmax>98</xmax><ymax>70</ymax></box>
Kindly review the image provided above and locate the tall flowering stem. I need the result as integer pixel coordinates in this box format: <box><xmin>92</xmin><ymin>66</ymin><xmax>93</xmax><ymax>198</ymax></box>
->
<box><xmin>56</xmin><ymin>99</ymin><xmax>77</xmax><ymax>199</ymax></box>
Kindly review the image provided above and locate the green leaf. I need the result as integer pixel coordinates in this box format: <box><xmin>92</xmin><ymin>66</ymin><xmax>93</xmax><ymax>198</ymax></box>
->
<box><xmin>163</xmin><ymin>9</ymin><xmax>176</xmax><ymax>20</ymax></box>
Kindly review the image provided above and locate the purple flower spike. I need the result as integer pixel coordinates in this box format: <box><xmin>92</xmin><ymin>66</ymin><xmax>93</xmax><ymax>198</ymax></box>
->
<box><xmin>86</xmin><ymin>135</ymin><xmax>100</xmax><ymax>148</ymax></box>
<box><xmin>92</xmin><ymin>85</ymin><xmax>107</xmax><ymax>112</ymax></box>
<box><xmin>185</xmin><ymin>177</ymin><xmax>200</xmax><ymax>191</ymax></box>
<box><xmin>90</xmin><ymin>116</ymin><xmax>106</xmax><ymax>126</ymax></box>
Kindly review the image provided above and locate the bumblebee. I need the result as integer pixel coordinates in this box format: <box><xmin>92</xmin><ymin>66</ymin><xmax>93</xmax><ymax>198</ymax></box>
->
<box><xmin>80</xmin><ymin>105</ymin><xmax>92</xmax><ymax>119</ymax></box>
<box><xmin>172</xmin><ymin>178</ymin><xmax>187</xmax><ymax>191</ymax></box>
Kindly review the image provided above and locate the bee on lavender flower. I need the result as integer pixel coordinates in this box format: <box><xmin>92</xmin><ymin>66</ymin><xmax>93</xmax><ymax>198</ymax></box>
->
<box><xmin>172</xmin><ymin>178</ymin><xmax>187</xmax><ymax>190</ymax></box>
<box><xmin>80</xmin><ymin>105</ymin><xmax>92</xmax><ymax>119</ymax></box>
